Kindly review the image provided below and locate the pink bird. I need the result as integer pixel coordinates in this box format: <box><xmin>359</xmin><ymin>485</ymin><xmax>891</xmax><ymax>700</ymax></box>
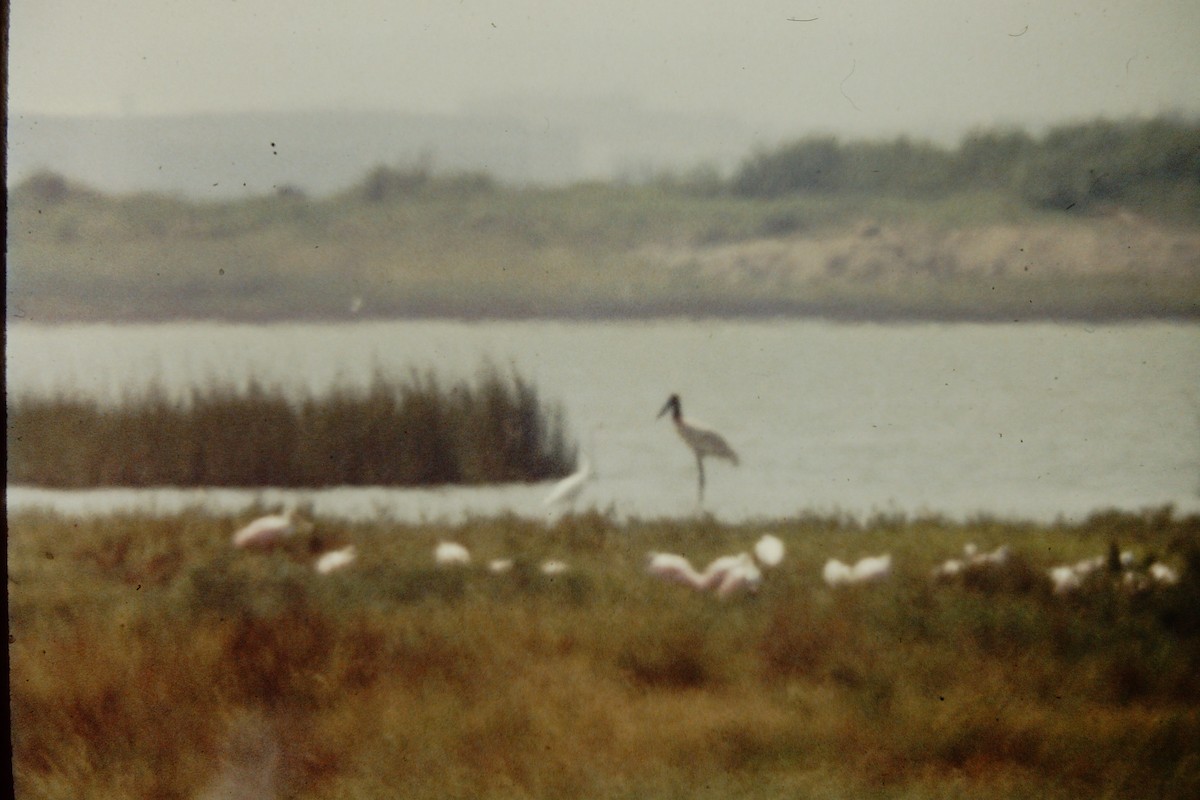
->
<box><xmin>646</xmin><ymin>552</ymin><xmax>706</xmax><ymax>589</ymax></box>
<box><xmin>232</xmin><ymin>509</ymin><xmax>304</xmax><ymax>549</ymax></box>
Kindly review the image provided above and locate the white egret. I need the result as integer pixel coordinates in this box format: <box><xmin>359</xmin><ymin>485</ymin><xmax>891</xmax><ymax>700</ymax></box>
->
<box><xmin>434</xmin><ymin>541</ymin><xmax>471</xmax><ymax>567</ymax></box>
<box><xmin>754</xmin><ymin>534</ymin><xmax>785</xmax><ymax>568</ymax></box>
<box><xmin>314</xmin><ymin>545</ymin><xmax>357</xmax><ymax>574</ymax></box>
<box><xmin>540</xmin><ymin>559</ymin><xmax>569</xmax><ymax>576</ymax></box>
<box><xmin>232</xmin><ymin>509</ymin><xmax>304</xmax><ymax>549</ymax></box>
<box><xmin>657</xmin><ymin>394</ymin><xmax>739</xmax><ymax>503</ymax></box>
<box><xmin>543</xmin><ymin>456</ymin><xmax>593</xmax><ymax>509</ymax></box>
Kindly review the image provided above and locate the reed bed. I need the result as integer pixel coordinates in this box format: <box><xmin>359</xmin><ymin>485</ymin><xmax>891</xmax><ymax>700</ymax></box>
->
<box><xmin>8</xmin><ymin>507</ymin><xmax>1200</xmax><ymax>799</ymax></box>
<box><xmin>6</xmin><ymin>367</ymin><xmax>575</xmax><ymax>488</ymax></box>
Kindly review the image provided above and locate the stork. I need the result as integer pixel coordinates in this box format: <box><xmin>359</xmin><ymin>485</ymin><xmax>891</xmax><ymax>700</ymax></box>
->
<box><xmin>656</xmin><ymin>393</ymin><xmax>739</xmax><ymax>504</ymax></box>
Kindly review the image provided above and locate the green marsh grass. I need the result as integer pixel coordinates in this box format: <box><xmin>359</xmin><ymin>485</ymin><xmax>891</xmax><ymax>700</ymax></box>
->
<box><xmin>9</xmin><ymin>507</ymin><xmax>1200</xmax><ymax>798</ymax></box>
<box><xmin>6</xmin><ymin>367</ymin><xmax>574</xmax><ymax>488</ymax></box>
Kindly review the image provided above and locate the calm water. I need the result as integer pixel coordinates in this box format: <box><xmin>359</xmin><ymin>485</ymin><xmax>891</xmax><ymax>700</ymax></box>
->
<box><xmin>7</xmin><ymin>320</ymin><xmax>1200</xmax><ymax>523</ymax></box>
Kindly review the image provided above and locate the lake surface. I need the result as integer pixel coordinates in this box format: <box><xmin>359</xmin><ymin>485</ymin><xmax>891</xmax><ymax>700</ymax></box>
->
<box><xmin>7</xmin><ymin>320</ymin><xmax>1200</xmax><ymax>523</ymax></box>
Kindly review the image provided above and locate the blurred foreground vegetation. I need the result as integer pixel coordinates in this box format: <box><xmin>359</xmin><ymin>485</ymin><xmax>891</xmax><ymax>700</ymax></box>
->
<box><xmin>9</xmin><ymin>507</ymin><xmax>1200</xmax><ymax>798</ymax></box>
<box><xmin>6</xmin><ymin>368</ymin><xmax>574</xmax><ymax>488</ymax></box>
<box><xmin>8</xmin><ymin>117</ymin><xmax>1199</xmax><ymax>322</ymax></box>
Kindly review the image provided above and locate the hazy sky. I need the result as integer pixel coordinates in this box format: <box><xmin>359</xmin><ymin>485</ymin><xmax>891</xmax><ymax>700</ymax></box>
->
<box><xmin>8</xmin><ymin>1</ymin><xmax>1200</xmax><ymax>140</ymax></box>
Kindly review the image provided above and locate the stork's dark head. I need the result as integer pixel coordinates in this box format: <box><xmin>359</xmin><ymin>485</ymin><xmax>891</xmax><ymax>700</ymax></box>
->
<box><xmin>657</xmin><ymin>393</ymin><xmax>681</xmax><ymax>421</ymax></box>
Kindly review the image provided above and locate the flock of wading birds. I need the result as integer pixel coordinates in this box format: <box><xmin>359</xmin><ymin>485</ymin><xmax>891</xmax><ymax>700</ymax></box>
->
<box><xmin>229</xmin><ymin>394</ymin><xmax>1183</xmax><ymax>598</ymax></box>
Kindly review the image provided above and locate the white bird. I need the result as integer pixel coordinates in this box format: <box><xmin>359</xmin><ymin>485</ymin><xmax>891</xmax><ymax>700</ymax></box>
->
<box><xmin>1049</xmin><ymin>565</ymin><xmax>1082</xmax><ymax>595</ymax></box>
<box><xmin>973</xmin><ymin>545</ymin><xmax>1011</xmax><ymax>567</ymax></box>
<box><xmin>314</xmin><ymin>545</ymin><xmax>357</xmax><ymax>575</ymax></box>
<box><xmin>824</xmin><ymin>554</ymin><xmax>892</xmax><ymax>587</ymax></box>
<box><xmin>935</xmin><ymin>543</ymin><xmax>1010</xmax><ymax>579</ymax></box>
<box><xmin>646</xmin><ymin>552</ymin><xmax>706</xmax><ymax>589</ymax></box>
<box><xmin>543</xmin><ymin>456</ymin><xmax>593</xmax><ymax>509</ymax></box>
<box><xmin>540</xmin><ymin>559</ymin><xmax>569</xmax><ymax>576</ymax></box>
<box><xmin>657</xmin><ymin>393</ymin><xmax>739</xmax><ymax>504</ymax></box>
<box><xmin>822</xmin><ymin>558</ymin><xmax>855</xmax><ymax>587</ymax></box>
<box><xmin>488</xmin><ymin>558</ymin><xmax>514</xmax><ymax>574</ymax></box>
<box><xmin>232</xmin><ymin>509</ymin><xmax>303</xmax><ymax>549</ymax></box>
<box><xmin>1072</xmin><ymin>555</ymin><xmax>1105</xmax><ymax>577</ymax></box>
<box><xmin>754</xmin><ymin>534</ymin><xmax>786</xmax><ymax>568</ymax></box>
<box><xmin>434</xmin><ymin>541</ymin><xmax>471</xmax><ymax>567</ymax></box>
<box><xmin>698</xmin><ymin>553</ymin><xmax>748</xmax><ymax>591</ymax></box>
<box><xmin>713</xmin><ymin>553</ymin><xmax>762</xmax><ymax>599</ymax></box>
<box><xmin>1149</xmin><ymin>562</ymin><xmax>1180</xmax><ymax>586</ymax></box>
<box><xmin>851</xmin><ymin>554</ymin><xmax>892</xmax><ymax>583</ymax></box>
<box><xmin>931</xmin><ymin>558</ymin><xmax>965</xmax><ymax>580</ymax></box>
<box><xmin>1122</xmin><ymin>570</ymin><xmax>1149</xmax><ymax>593</ymax></box>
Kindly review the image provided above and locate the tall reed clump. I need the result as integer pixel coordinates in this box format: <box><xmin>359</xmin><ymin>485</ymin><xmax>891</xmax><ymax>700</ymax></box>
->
<box><xmin>6</xmin><ymin>366</ymin><xmax>575</xmax><ymax>488</ymax></box>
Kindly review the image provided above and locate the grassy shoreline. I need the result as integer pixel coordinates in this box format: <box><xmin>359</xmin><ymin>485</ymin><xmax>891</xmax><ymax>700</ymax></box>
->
<box><xmin>10</xmin><ymin>507</ymin><xmax>1200</xmax><ymax>798</ymax></box>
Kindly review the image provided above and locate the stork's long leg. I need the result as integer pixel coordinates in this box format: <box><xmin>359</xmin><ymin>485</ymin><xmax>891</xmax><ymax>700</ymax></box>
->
<box><xmin>695</xmin><ymin>454</ymin><xmax>706</xmax><ymax>504</ymax></box>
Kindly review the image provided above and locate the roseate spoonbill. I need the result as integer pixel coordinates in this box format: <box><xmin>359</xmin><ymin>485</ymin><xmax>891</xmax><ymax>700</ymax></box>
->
<box><xmin>646</xmin><ymin>552</ymin><xmax>706</xmax><ymax>589</ymax></box>
<box><xmin>232</xmin><ymin>509</ymin><xmax>305</xmax><ymax>549</ymax></box>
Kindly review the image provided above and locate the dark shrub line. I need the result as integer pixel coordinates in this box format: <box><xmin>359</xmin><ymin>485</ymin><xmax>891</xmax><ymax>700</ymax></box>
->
<box><xmin>729</xmin><ymin>116</ymin><xmax>1200</xmax><ymax>213</ymax></box>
